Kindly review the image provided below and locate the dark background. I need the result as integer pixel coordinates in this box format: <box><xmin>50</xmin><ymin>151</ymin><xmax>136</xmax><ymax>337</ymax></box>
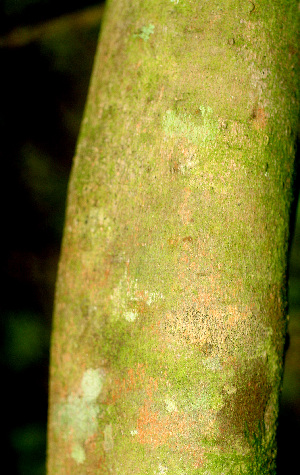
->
<box><xmin>0</xmin><ymin>1</ymin><xmax>299</xmax><ymax>473</ymax></box>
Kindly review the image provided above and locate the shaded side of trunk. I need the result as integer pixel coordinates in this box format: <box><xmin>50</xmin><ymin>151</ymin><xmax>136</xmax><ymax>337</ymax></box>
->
<box><xmin>47</xmin><ymin>1</ymin><xmax>300</xmax><ymax>473</ymax></box>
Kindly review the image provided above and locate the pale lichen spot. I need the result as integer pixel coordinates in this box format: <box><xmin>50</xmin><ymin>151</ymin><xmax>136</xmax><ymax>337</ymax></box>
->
<box><xmin>81</xmin><ymin>368</ymin><xmax>104</xmax><ymax>401</ymax></box>
<box><xmin>104</xmin><ymin>424</ymin><xmax>114</xmax><ymax>451</ymax></box>
<box><xmin>223</xmin><ymin>384</ymin><xmax>237</xmax><ymax>395</ymax></box>
<box><xmin>165</xmin><ymin>397</ymin><xmax>177</xmax><ymax>413</ymax></box>
<box><xmin>71</xmin><ymin>442</ymin><xmax>86</xmax><ymax>464</ymax></box>
<box><xmin>124</xmin><ymin>309</ymin><xmax>138</xmax><ymax>322</ymax></box>
<box><xmin>203</xmin><ymin>356</ymin><xmax>222</xmax><ymax>371</ymax></box>
<box><xmin>179</xmin><ymin>156</ymin><xmax>197</xmax><ymax>175</ymax></box>
<box><xmin>158</xmin><ymin>464</ymin><xmax>168</xmax><ymax>474</ymax></box>
<box><xmin>162</xmin><ymin>106</ymin><xmax>219</xmax><ymax>145</ymax></box>
<box><xmin>130</xmin><ymin>429</ymin><xmax>138</xmax><ymax>436</ymax></box>
<box><xmin>111</xmin><ymin>268</ymin><xmax>164</xmax><ymax>319</ymax></box>
<box><xmin>146</xmin><ymin>291</ymin><xmax>164</xmax><ymax>305</ymax></box>
<box><xmin>110</xmin><ymin>268</ymin><xmax>139</xmax><ymax>320</ymax></box>
<box><xmin>87</xmin><ymin>207</ymin><xmax>111</xmax><ymax>240</ymax></box>
<box><xmin>53</xmin><ymin>368</ymin><xmax>105</xmax><ymax>465</ymax></box>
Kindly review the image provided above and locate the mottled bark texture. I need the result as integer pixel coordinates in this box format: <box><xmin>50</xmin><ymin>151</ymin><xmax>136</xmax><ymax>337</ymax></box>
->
<box><xmin>47</xmin><ymin>1</ymin><xmax>299</xmax><ymax>473</ymax></box>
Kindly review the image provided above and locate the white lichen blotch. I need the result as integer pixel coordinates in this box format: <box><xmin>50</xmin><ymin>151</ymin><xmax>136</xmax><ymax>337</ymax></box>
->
<box><xmin>71</xmin><ymin>442</ymin><xmax>86</xmax><ymax>464</ymax></box>
<box><xmin>146</xmin><ymin>291</ymin><xmax>164</xmax><ymax>305</ymax></box>
<box><xmin>158</xmin><ymin>464</ymin><xmax>168</xmax><ymax>474</ymax></box>
<box><xmin>81</xmin><ymin>368</ymin><xmax>104</xmax><ymax>401</ymax></box>
<box><xmin>124</xmin><ymin>309</ymin><xmax>138</xmax><ymax>322</ymax></box>
<box><xmin>111</xmin><ymin>267</ymin><xmax>164</xmax><ymax>322</ymax></box>
<box><xmin>110</xmin><ymin>268</ymin><xmax>138</xmax><ymax>320</ymax></box>
<box><xmin>87</xmin><ymin>207</ymin><xmax>112</xmax><ymax>241</ymax></box>
<box><xmin>165</xmin><ymin>396</ymin><xmax>177</xmax><ymax>413</ymax></box>
<box><xmin>54</xmin><ymin>368</ymin><xmax>105</xmax><ymax>464</ymax></box>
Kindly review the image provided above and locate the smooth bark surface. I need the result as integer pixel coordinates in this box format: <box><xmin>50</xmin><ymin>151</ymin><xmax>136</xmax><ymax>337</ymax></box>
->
<box><xmin>47</xmin><ymin>1</ymin><xmax>299</xmax><ymax>473</ymax></box>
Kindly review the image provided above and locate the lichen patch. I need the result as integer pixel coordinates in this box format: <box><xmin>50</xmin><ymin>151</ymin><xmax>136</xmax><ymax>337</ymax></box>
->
<box><xmin>53</xmin><ymin>368</ymin><xmax>105</xmax><ymax>464</ymax></box>
<box><xmin>162</xmin><ymin>106</ymin><xmax>219</xmax><ymax>145</ymax></box>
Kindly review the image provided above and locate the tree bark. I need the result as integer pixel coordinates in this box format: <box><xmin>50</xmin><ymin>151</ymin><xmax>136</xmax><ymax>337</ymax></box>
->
<box><xmin>47</xmin><ymin>0</ymin><xmax>299</xmax><ymax>473</ymax></box>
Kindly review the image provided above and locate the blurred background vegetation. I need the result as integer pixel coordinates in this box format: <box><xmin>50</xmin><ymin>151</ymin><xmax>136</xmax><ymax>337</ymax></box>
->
<box><xmin>0</xmin><ymin>1</ymin><xmax>299</xmax><ymax>473</ymax></box>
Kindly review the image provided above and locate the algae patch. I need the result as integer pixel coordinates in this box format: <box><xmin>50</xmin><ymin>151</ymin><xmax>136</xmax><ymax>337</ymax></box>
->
<box><xmin>162</xmin><ymin>106</ymin><xmax>219</xmax><ymax>145</ymax></box>
<box><xmin>54</xmin><ymin>368</ymin><xmax>105</xmax><ymax>464</ymax></box>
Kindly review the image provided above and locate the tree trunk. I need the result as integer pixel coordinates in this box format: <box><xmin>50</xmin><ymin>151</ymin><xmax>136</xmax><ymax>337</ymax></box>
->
<box><xmin>47</xmin><ymin>1</ymin><xmax>299</xmax><ymax>473</ymax></box>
